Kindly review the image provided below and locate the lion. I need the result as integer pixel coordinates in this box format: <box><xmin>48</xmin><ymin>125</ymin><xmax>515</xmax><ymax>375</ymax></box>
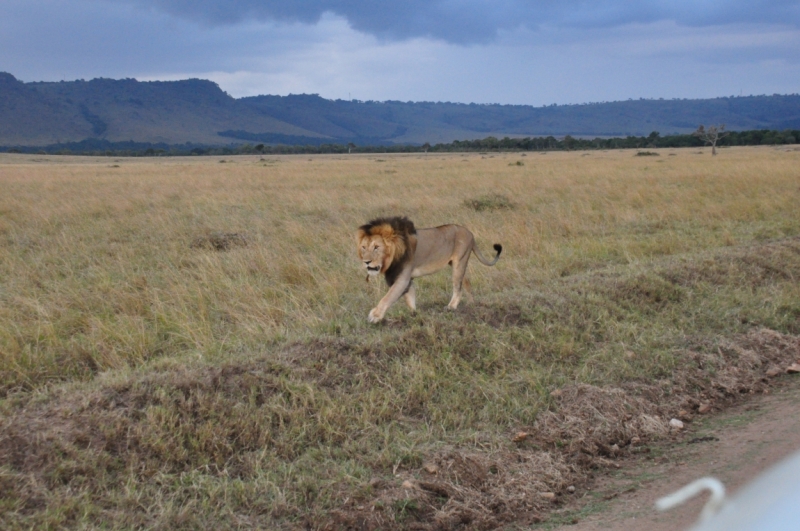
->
<box><xmin>356</xmin><ymin>216</ymin><xmax>502</xmax><ymax>322</ymax></box>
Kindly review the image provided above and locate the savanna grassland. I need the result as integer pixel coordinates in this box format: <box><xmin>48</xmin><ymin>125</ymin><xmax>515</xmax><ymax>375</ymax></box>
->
<box><xmin>1</xmin><ymin>146</ymin><xmax>800</xmax><ymax>529</ymax></box>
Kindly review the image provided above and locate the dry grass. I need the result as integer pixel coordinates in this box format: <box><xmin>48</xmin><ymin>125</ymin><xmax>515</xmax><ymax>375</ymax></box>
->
<box><xmin>1</xmin><ymin>147</ymin><xmax>800</xmax><ymax>529</ymax></box>
<box><xmin>2</xmin><ymin>147</ymin><xmax>797</xmax><ymax>392</ymax></box>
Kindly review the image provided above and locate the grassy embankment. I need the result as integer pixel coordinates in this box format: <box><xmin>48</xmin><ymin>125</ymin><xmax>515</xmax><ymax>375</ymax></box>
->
<box><xmin>1</xmin><ymin>147</ymin><xmax>799</xmax><ymax>528</ymax></box>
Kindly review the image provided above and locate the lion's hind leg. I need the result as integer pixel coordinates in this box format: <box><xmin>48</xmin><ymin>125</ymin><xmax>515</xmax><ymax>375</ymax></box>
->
<box><xmin>447</xmin><ymin>257</ymin><xmax>471</xmax><ymax>310</ymax></box>
<box><xmin>462</xmin><ymin>277</ymin><xmax>474</xmax><ymax>303</ymax></box>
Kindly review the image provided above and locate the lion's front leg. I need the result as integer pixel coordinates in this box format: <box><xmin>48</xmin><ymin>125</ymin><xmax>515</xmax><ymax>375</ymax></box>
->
<box><xmin>368</xmin><ymin>274</ymin><xmax>412</xmax><ymax>323</ymax></box>
<box><xmin>403</xmin><ymin>282</ymin><xmax>416</xmax><ymax>313</ymax></box>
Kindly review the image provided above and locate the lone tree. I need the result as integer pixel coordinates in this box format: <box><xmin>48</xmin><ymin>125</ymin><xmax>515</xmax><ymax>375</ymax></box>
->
<box><xmin>422</xmin><ymin>142</ymin><xmax>431</xmax><ymax>153</ymax></box>
<box><xmin>693</xmin><ymin>124</ymin><xmax>729</xmax><ymax>156</ymax></box>
<box><xmin>347</xmin><ymin>142</ymin><xmax>356</xmax><ymax>154</ymax></box>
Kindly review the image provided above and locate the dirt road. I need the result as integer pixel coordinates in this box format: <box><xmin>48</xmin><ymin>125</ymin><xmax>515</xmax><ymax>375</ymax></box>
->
<box><xmin>545</xmin><ymin>378</ymin><xmax>800</xmax><ymax>530</ymax></box>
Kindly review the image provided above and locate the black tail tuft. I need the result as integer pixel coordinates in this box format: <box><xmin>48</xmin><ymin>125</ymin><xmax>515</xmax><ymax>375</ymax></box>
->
<box><xmin>493</xmin><ymin>244</ymin><xmax>502</xmax><ymax>256</ymax></box>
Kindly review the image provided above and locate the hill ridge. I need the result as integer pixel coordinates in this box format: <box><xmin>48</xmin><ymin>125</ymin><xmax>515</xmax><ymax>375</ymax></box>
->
<box><xmin>2</xmin><ymin>72</ymin><xmax>799</xmax><ymax>146</ymax></box>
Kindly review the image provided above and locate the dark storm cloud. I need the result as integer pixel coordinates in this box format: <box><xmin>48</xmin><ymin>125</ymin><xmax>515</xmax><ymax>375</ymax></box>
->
<box><xmin>2</xmin><ymin>0</ymin><xmax>798</xmax><ymax>104</ymax></box>
<box><xmin>116</xmin><ymin>0</ymin><xmax>800</xmax><ymax>43</ymax></box>
<box><xmin>119</xmin><ymin>0</ymin><xmax>511</xmax><ymax>43</ymax></box>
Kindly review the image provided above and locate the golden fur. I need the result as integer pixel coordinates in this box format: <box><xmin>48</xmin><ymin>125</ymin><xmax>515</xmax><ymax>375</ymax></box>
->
<box><xmin>356</xmin><ymin>216</ymin><xmax>502</xmax><ymax>322</ymax></box>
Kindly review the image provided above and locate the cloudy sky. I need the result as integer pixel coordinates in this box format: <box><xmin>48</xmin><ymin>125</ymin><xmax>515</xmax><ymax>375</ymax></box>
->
<box><xmin>2</xmin><ymin>0</ymin><xmax>799</xmax><ymax>105</ymax></box>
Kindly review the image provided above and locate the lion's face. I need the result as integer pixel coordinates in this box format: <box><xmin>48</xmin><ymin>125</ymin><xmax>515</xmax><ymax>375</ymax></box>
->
<box><xmin>356</xmin><ymin>218</ymin><xmax>413</xmax><ymax>278</ymax></box>
<box><xmin>357</xmin><ymin>234</ymin><xmax>392</xmax><ymax>276</ymax></box>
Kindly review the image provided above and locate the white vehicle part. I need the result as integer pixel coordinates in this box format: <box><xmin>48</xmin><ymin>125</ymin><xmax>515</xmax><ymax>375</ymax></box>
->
<box><xmin>655</xmin><ymin>477</ymin><xmax>726</xmax><ymax>522</ymax></box>
<box><xmin>655</xmin><ymin>449</ymin><xmax>800</xmax><ymax>531</ymax></box>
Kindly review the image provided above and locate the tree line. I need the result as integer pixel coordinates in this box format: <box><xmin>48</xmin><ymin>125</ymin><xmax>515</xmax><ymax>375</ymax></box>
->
<box><xmin>2</xmin><ymin>129</ymin><xmax>797</xmax><ymax>157</ymax></box>
<box><xmin>435</xmin><ymin>129</ymin><xmax>797</xmax><ymax>152</ymax></box>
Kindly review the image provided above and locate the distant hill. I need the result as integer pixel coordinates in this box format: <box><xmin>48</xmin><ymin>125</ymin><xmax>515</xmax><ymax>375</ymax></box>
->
<box><xmin>0</xmin><ymin>72</ymin><xmax>315</xmax><ymax>146</ymax></box>
<box><xmin>2</xmin><ymin>72</ymin><xmax>799</xmax><ymax>147</ymax></box>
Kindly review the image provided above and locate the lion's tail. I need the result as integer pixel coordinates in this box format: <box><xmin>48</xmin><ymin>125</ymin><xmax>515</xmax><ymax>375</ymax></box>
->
<box><xmin>472</xmin><ymin>243</ymin><xmax>503</xmax><ymax>266</ymax></box>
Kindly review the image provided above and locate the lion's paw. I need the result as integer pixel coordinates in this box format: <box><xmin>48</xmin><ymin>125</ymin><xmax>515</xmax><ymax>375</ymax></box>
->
<box><xmin>368</xmin><ymin>308</ymin><xmax>384</xmax><ymax>323</ymax></box>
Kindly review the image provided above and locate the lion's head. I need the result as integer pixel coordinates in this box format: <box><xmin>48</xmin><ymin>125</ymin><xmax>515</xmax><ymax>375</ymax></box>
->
<box><xmin>356</xmin><ymin>217</ymin><xmax>416</xmax><ymax>276</ymax></box>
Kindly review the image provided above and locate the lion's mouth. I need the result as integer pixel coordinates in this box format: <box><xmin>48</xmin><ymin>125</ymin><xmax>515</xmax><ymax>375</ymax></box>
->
<box><xmin>366</xmin><ymin>265</ymin><xmax>381</xmax><ymax>275</ymax></box>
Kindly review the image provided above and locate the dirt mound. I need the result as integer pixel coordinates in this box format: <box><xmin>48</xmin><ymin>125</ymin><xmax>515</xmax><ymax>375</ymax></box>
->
<box><xmin>323</xmin><ymin>329</ymin><xmax>800</xmax><ymax>529</ymax></box>
<box><xmin>534</xmin><ymin>329</ymin><xmax>800</xmax><ymax>455</ymax></box>
<box><xmin>535</xmin><ymin>385</ymin><xmax>669</xmax><ymax>458</ymax></box>
<box><xmin>331</xmin><ymin>450</ymin><xmax>571</xmax><ymax>530</ymax></box>
<box><xmin>1</xmin><ymin>329</ymin><xmax>798</xmax><ymax>529</ymax></box>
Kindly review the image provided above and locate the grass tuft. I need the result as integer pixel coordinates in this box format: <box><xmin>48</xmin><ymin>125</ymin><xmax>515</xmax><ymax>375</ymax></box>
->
<box><xmin>190</xmin><ymin>231</ymin><xmax>249</xmax><ymax>251</ymax></box>
<box><xmin>463</xmin><ymin>193</ymin><xmax>515</xmax><ymax>212</ymax></box>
